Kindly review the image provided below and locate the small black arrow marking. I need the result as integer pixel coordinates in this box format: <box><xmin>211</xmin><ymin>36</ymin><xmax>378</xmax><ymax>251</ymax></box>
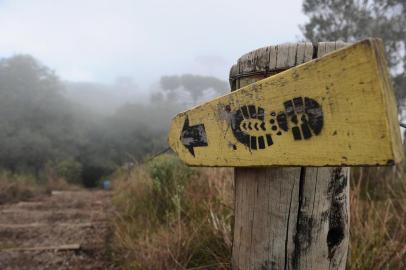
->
<box><xmin>180</xmin><ymin>116</ymin><xmax>208</xmax><ymax>157</ymax></box>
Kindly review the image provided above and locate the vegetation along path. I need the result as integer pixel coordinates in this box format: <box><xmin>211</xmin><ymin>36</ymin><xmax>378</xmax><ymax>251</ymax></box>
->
<box><xmin>0</xmin><ymin>190</ymin><xmax>113</xmax><ymax>270</ymax></box>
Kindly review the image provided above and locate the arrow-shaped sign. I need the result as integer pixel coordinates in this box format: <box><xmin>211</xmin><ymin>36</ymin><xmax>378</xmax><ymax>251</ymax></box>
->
<box><xmin>180</xmin><ymin>116</ymin><xmax>208</xmax><ymax>156</ymax></box>
<box><xmin>168</xmin><ymin>39</ymin><xmax>403</xmax><ymax>167</ymax></box>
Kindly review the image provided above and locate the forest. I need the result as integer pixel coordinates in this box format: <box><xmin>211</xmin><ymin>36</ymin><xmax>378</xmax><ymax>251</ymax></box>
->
<box><xmin>0</xmin><ymin>54</ymin><xmax>228</xmax><ymax>187</ymax></box>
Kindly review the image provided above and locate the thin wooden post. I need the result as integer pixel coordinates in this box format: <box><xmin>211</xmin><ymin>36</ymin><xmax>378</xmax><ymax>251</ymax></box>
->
<box><xmin>229</xmin><ymin>42</ymin><xmax>350</xmax><ymax>270</ymax></box>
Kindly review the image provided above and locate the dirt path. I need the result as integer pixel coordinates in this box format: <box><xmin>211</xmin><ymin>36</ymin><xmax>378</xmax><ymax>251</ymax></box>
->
<box><xmin>0</xmin><ymin>190</ymin><xmax>113</xmax><ymax>270</ymax></box>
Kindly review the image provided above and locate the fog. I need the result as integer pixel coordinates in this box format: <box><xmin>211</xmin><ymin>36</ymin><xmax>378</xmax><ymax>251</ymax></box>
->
<box><xmin>0</xmin><ymin>0</ymin><xmax>305</xmax><ymax>85</ymax></box>
<box><xmin>0</xmin><ymin>54</ymin><xmax>232</xmax><ymax>186</ymax></box>
<box><xmin>0</xmin><ymin>0</ymin><xmax>404</xmax><ymax>187</ymax></box>
<box><xmin>0</xmin><ymin>0</ymin><xmax>306</xmax><ymax>117</ymax></box>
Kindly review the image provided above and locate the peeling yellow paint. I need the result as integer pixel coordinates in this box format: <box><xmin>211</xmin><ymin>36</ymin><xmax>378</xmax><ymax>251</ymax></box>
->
<box><xmin>168</xmin><ymin>39</ymin><xmax>403</xmax><ymax>167</ymax></box>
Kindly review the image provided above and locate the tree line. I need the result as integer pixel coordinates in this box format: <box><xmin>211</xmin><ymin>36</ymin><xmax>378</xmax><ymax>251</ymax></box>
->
<box><xmin>0</xmin><ymin>54</ymin><xmax>228</xmax><ymax>187</ymax></box>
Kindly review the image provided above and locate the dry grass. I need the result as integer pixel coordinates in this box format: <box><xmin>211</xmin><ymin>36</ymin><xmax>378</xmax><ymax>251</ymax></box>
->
<box><xmin>110</xmin><ymin>155</ymin><xmax>233</xmax><ymax>270</ymax></box>
<box><xmin>111</xmin><ymin>155</ymin><xmax>406</xmax><ymax>269</ymax></box>
<box><xmin>348</xmin><ymin>166</ymin><xmax>406</xmax><ymax>269</ymax></box>
<box><xmin>0</xmin><ymin>171</ymin><xmax>44</xmax><ymax>204</ymax></box>
<box><xmin>0</xmin><ymin>169</ymin><xmax>76</xmax><ymax>205</ymax></box>
<box><xmin>44</xmin><ymin>167</ymin><xmax>79</xmax><ymax>192</ymax></box>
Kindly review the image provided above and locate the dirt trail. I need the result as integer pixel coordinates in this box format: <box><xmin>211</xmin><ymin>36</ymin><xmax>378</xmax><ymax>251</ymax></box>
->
<box><xmin>0</xmin><ymin>190</ymin><xmax>113</xmax><ymax>270</ymax></box>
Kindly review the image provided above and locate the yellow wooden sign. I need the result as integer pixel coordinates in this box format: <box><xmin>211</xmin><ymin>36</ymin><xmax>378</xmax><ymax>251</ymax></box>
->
<box><xmin>168</xmin><ymin>39</ymin><xmax>403</xmax><ymax>167</ymax></box>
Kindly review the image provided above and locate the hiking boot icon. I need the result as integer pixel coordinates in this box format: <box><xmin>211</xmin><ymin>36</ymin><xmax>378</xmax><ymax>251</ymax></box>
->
<box><xmin>231</xmin><ymin>97</ymin><xmax>323</xmax><ymax>150</ymax></box>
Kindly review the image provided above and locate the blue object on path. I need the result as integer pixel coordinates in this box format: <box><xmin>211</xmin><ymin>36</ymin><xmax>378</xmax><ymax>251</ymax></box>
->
<box><xmin>103</xmin><ymin>180</ymin><xmax>111</xmax><ymax>190</ymax></box>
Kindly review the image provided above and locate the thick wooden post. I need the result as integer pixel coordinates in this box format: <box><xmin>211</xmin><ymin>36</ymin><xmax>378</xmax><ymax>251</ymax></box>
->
<box><xmin>230</xmin><ymin>42</ymin><xmax>350</xmax><ymax>270</ymax></box>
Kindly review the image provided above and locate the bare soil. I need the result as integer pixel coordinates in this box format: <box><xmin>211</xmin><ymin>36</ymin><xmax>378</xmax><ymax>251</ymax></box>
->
<box><xmin>0</xmin><ymin>190</ymin><xmax>113</xmax><ymax>270</ymax></box>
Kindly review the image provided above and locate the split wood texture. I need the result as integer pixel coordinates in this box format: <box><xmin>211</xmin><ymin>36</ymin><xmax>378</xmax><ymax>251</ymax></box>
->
<box><xmin>231</xmin><ymin>42</ymin><xmax>351</xmax><ymax>270</ymax></box>
<box><xmin>168</xmin><ymin>39</ymin><xmax>403</xmax><ymax>167</ymax></box>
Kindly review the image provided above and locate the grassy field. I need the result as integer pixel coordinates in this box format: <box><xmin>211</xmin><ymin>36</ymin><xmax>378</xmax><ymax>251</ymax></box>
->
<box><xmin>349</xmin><ymin>167</ymin><xmax>406</xmax><ymax>269</ymax></box>
<box><xmin>110</xmin><ymin>155</ymin><xmax>232</xmax><ymax>269</ymax></box>
<box><xmin>110</xmin><ymin>154</ymin><xmax>406</xmax><ymax>270</ymax></box>
<box><xmin>0</xmin><ymin>169</ymin><xmax>75</xmax><ymax>205</ymax></box>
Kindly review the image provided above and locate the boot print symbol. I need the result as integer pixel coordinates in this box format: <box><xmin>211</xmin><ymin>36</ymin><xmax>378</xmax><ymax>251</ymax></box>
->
<box><xmin>231</xmin><ymin>105</ymin><xmax>272</xmax><ymax>150</ymax></box>
<box><xmin>231</xmin><ymin>97</ymin><xmax>323</xmax><ymax>150</ymax></box>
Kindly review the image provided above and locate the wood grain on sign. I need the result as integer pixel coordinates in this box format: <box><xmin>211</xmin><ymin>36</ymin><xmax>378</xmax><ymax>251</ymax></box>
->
<box><xmin>168</xmin><ymin>39</ymin><xmax>403</xmax><ymax>167</ymax></box>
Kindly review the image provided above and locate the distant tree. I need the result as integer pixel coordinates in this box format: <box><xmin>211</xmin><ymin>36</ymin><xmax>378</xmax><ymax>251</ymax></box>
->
<box><xmin>0</xmin><ymin>54</ymin><xmax>189</xmax><ymax>186</ymax></box>
<box><xmin>180</xmin><ymin>74</ymin><xmax>228</xmax><ymax>102</ymax></box>
<box><xmin>102</xmin><ymin>99</ymin><xmax>183</xmax><ymax>164</ymax></box>
<box><xmin>0</xmin><ymin>55</ymin><xmax>231</xmax><ymax>185</ymax></box>
<box><xmin>301</xmin><ymin>0</ymin><xmax>406</xmax><ymax>102</ymax></box>
<box><xmin>149</xmin><ymin>91</ymin><xmax>165</xmax><ymax>103</ymax></box>
<box><xmin>0</xmin><ymin>55</ymin><xmax>82</xmax><ymax>175</ymax></box>
<box><xmin>160</xmin><ymin>75</ymin><xmax>181</xmax><ymax>91</ymax></box>
<box><xmin>56</xmin><ymin>159</ymin><xmax>83</xmax><ymax>184</ymax></box>
<box><xmin>160</xmin><ymin>74</ymin><xmax>228</xmax><ymax>103</ymax></box>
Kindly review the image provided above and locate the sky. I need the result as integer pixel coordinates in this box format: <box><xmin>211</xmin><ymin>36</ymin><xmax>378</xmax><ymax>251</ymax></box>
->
<box><xmin>0</xmin><ymin>0</ymin><xmax>307</xmax><ymax>88</ymax></box>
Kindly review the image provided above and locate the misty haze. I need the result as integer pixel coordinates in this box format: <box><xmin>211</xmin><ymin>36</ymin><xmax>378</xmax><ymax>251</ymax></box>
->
<box><xmin>0</xmin><ymin>0</ymin><xmax>405</xmax><ymax>269</ymax></box>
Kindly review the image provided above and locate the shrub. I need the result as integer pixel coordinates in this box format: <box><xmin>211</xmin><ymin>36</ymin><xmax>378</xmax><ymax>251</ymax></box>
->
<box><xmin>56</xmin><ymin>159</ymin><xmax>82</xmax><ymax>184</ymax></box>
<box><xmin>146</xmin><ymin>154</ymin><xmax>195</xmax><ymax>222</ymax></box>
<box><xmin>0</xmin><ymin>171</ymin><xmax>43</xmax><ymax>204</ymax></box>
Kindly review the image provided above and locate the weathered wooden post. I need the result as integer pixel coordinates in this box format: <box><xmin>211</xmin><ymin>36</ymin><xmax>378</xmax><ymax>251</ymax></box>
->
<box><xmin>229</xmin><ymin>42</ymin><xmax>351</xmax><ymax>270</ymax></box>
<box><xmin>168</xmin><ymin>39</ymin><xmax>403</xmax><ymax>270</ymax></box>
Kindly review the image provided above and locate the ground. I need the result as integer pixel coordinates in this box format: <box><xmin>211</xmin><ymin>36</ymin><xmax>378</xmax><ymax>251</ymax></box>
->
<box><xmin>0</xmin><ymin>190</ymin><xmax>113</xmax><ymax>270</ymax></box>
